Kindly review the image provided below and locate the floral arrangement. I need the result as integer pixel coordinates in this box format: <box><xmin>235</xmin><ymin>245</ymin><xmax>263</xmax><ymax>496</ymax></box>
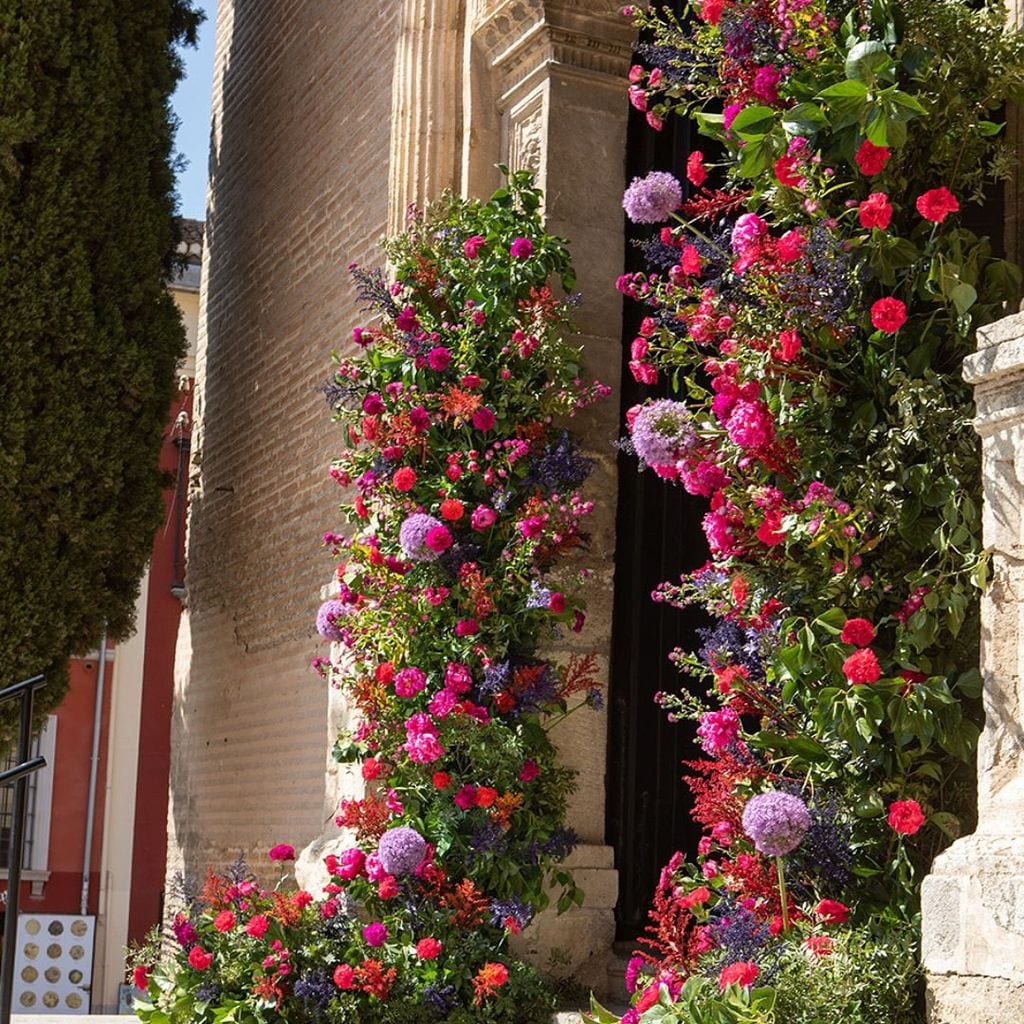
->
<box><xmin>133</xmin><ymin>173</ymin><xmax>608</xmax><ymax>1024</ymax></box>
<box><xmin>590</xmin><ymin>1</ymin><xmax>1024</xmax><ymax>1022</ymax></box>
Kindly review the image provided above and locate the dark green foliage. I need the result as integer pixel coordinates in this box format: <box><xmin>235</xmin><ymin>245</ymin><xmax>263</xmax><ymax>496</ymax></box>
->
<box><xmin>0</xmin><ymin>0</ymin><xmax>202</xmax><ymax>725</ymax></box>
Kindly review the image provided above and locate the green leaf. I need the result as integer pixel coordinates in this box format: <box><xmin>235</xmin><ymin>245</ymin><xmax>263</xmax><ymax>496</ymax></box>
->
<box><xmin>977</xmin><ymin>120</ymin><xmax>1004</xmax><ymax>136</ymax></box>
<box><xmin>950</xmin><ymin>282</ymin><xmax>978</xmax><ymax>315</ymax></box>
<box><xmin>729</xmin><ymin>105</ymin><xmax>777</xmax><ymax>138</ymax></box>
<box><xmin>845</xmin><ymin>39</ymin><xmax>893</xmax><ymax>82</ymax></box>
<box><xmin>781</xmin><ymin>102</ymin><xmax>829</xmax><ymax>137</ymax></box>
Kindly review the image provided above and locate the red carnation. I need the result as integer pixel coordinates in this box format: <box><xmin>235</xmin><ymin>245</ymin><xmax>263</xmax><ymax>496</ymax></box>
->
<box><xmin>842</xmin><ymin>647</ymin><xmax>881</xmax><ymax>684</ymax></box>
<box><xmin>475</xmin><ymin>786</ymin><xmax>498</xmax><ymax>808</ymax></box>
<box><xmin>840</xmin><ymin>617</ymin><xmax>876</xmax><ymax>647</ymax></box>
<box><xmin>870</xmin><ymin>297</ymin><xmax>907</xmax><ymax>333</ymax></box>
<box><xmin>687</xmin><ymin>150</ymin><xmax>708</xmax><ymax>186</ymax></box>
<box><xmin>213</xmin><ymin>910</ymin><xmax>236</xmax><ymax>933</ymax></box>
<box><xmin>916</xmin><ymin>187</ymin><xmax>959</xmax><ymax>223</ymax></box>
<box><xmin>855</xmin><ymin>140</ymin><xmax>890</xmax><ymax>176</ymax></box>
<box><xmin>439</xmin><ymin>498</ymin><xmax>464</xmax><ymax>521</ymax></box>
<box><xmin>700</xmin><ymin>0</ymin><xmax>724</xmax><ymax>24</ymax></box>
<box><xmin>814</xmin><ymin>899</ymin><xmax>850</xmax><ymax>925</ymax></box>
<box><xmin>888</xmin><ymin>798</ymin><xmax>926</xmax><ymax>835</ymax></box>
<box><xmin>774</xmin><ymin>156</ymin><xmax>802</xmax><ymax>188</ymax></box>
<box><xmin>392</xmin><ymin>466</ymin><xmax>417</xmax><ymax>492</ymax></box>
<box><xmin>333</xmin><ymin>964</ymin><xmax>356</xmax><ymax>990</ymax></box>
<box><xmin>858</xmin><ymin>192</ymin><xmax>892</xmax><ymax>230</ymax></box>
<box><xmin>245</xmin><ymin>914</ymin><xmax>269</xmax><ymax>938</ymax></box>
<box><xmin>188</xmin><ymin>947</ymin><xmax>213</xmax><ymax>972</ymax></box>
<box><xmin>416</xmin><ymin>938</ymin><xmax>442</xmax><ymax>960</ymax></box>
<box><xmin>268</xmin><ymin>843</ymin><xmax>296</xmax><ymax>861</ymax></box>
<box><xmin>719</xmin><ymin>961</ymin><xmax>759</xmax><ymax>991</ymax></box>
<box><xmin>431</xmin><ymin>771</ymin><xmax>452</xmax><ymax>789</ymax></box>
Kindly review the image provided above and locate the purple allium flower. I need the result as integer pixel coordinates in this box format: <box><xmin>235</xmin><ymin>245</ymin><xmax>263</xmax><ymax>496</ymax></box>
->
<box><xmin>630</xmin><ymin>399</ymin><xmax>694</xmax><ymax>468</ymax></box>
<box><xmin>316</xmin><ymin>598</ymin><xmax>351</xmax><ymax>641</ymax></box>
<box><xmin>622</xmin><ymin>171</ymin><xmax>683</xmax><ymax>224</ymax></box>
<box><xmin>399</xmin><ymin>513</ymin><xmax>444</xmax><ymax>561</ymax></box>
<box><xmin>377</xmin><ymin>826</ymin><xmax>427</xmax><ymax>876</ymax></box>
<box><xmin>741</xmin><ymin>790</ymin><xmax>811</xmax><ymax>856</ymax></box>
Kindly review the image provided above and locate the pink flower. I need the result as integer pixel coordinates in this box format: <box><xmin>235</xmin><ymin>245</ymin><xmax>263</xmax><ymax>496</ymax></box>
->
<box><xmin>394</xmin><ymin>667</ymin><xmax>426</xmax><ymax>698</ymax></box>
<box><xmin>472</xmin><ymin>407</ymin><xmax>497</xmax><ymax>431</ymax></box>
<box><xmin>392</xmin><ymin>466</ymin><xmax>417</xmax><ymax>492</ymax></box>
<box><xmin>548</xmin><ymin>592</ymin><xmax>566</xmax><ymax>613</ymax></box>
<box><xmin>363</xmin><ymin>922</ymin><xmax>388</xmax><ymax>947</ymax></box>
<box><xmin>246</xmin><ymin>914</ymin><xmax>270</xmax><ymax>938</ymax></box>
<box><xmin>454</xmin><ymin>784</ymin><xmax>477</xmax><ymax>810</ymax></box>
<box><xmin>725</xmin><ymin>399</ymin><xmax>774</xmax><ymax>449</ymax></box>
<box><xmin>776</xmin><ymin>329</ymin><xmax>801</xmax><ymax>361</ymax></box>
<box><xmin>471</xmin><ymin>506</ymin><xmax>497</xmax><ymax>530</ymax></box>
<box><xmin>696</xmin><ymin>706</ymin><xmax>740</xmax><ymax>754</ymax></box>
<box><xmin>425</xmin><ymin>524</ymin><xmax>453</xmax><ymax>553</ymax></box>
<box><xmin>805</xmin><ymin>935</ymin><xmax>834</xmax><ymax>957</ymax></box>
<box><xmin>427</xmin><ymin>346</ymin><xmax>452</xmax><ymax>371</ymax></box>
<box><xmin>888</xmin><ymin>798</ymin><xmax>926</xmax><ymax>835</ymax></box>
<box><xmin>730</xmin><ymin>213</ymin><xmax>767</xmax><ymax>254</ymax></box>
<box><xmin>455</xmin><ymin>618</ymin><xmax>480</xmax><ymax>637</ymax></box>
<box><xmin>333</xmin><ymin>964</ymin><xmax>356</xmax><ymax>989</ymax></box>
<box><xmin>395</xmin><ymin>305</ymin><xmax>419</xmax><ymax>332</ymax></box>
<box><xmin>510</xmin><ymin>237</ymin><xmax>534</xmax><ymax>259</ymax></box>
<box><xmin>268</xmin><ymin>843</ymin><xmax>295</xmax><ymax>861</ymax></box>
<box><xmin>444</xmin><ymin>662</ymin><xmax>473</xmax><ymax>693</ymax></box>
<box><xmin>916</xmin><ymin>186</ymin><xmax>959</xmax><ymax>223</ymax></box>
<box><xmin>870</xmin><ymin>296</ymin><xmax>907</xmax><ymax>333</ymax></box>
<box><xmin>428</xmin><ymin>688</ymin><xmax>457</xmax><ymax>718</ymax></box>
<box><xmin>463</xmin><ymin>235</ymin><xmax>486</xmax><ymax>258</ymax></box>
<box><xmin>519</xmin><ymin>759</ymin><xmax>540</xmax><ymax>783</ymax></box>
<box><xmin>814</xmin><ymin>899</ymin><xmax>849</xmax><ymax>924</ymax></box>
<box><xmin>335</xmin><ymin>848</ymin><xmax>366</xmax><ymax>880</ymax></box>
<box><xmin>752</xmin><ymin>65</ymin><xmax>781</xmax><ymax>104</ymax></box>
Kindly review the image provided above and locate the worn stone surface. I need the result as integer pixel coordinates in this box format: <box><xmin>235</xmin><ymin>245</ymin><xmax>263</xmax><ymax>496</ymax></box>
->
<box><xmin>922</xmin><ymin>313</ymin><xmax>1024</xmax><ymax>1018</ymax></box>
<box><xmin>166</xmin><ymin>1</ymin><xmax>400</xmax><ymax>886</ymax></box>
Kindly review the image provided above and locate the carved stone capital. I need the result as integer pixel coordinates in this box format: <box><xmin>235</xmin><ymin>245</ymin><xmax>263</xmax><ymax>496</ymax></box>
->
<box><xmin>470</xmin><ymin>0</ymin><xmax>634</xmax><ymax>105</ymax></box>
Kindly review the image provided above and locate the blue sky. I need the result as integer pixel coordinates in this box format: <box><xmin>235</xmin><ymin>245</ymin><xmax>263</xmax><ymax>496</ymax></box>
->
<box><xmin>172</xmin><ymin>4</ymin><xmax>216</xmax><ymax>221</ymax></box>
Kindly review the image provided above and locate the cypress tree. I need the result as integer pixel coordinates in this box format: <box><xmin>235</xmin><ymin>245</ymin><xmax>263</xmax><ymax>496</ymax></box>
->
<box><xmin>0</xmin><ymin>0</ymin><xmax>203</xmax><ymax>729</ymax></box>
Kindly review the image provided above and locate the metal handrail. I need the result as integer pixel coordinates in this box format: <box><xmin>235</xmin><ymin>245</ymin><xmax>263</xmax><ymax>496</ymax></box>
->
<box><xmin>0</xmin><ymin>674</ymin><xmax>47</xmax><ymax>1024</ymax></box>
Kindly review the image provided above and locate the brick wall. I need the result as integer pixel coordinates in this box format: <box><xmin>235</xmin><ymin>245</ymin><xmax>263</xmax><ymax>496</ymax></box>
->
<box><xmin>167</xmin><ymin>1</ymin><xmax>400</xmax><ymax>883</ymax></box>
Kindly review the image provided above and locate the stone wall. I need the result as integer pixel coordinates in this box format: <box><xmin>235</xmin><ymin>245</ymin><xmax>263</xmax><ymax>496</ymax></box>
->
<box><xmin>166</xmin><ymin>1</ymin><xmax>401</xmax><ymax>883</ymax></box>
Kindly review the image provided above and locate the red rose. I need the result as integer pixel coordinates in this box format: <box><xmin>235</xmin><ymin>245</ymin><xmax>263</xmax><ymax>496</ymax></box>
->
<box><xmin>888</xmin><ymin>798</ymin><xmax>926</xmax><ymax>835</ymax></box>
<box><xmin>213</xmin><ymin>910</ymin><xmax>235</xmax><ymax>933</ymax></box>
<box><xmin>843</xmin><ymin>647</ymin><xmax>881</xmax><ymax>684</ymax></box>
<box><xmin>188</xmin><ymin>947</ymin><xmax>213</xmax><ymax>972</ymax></box>
<box><xmin>858</xmin><ymin>192</ymin><xmax>892</xmax><ymax>230</ymax></box>
<box><xmin>870</xmin><ymin>297</ymin><xmax>907</xmax><ymax>333</ymax></box>
<box><xmin>814</xmin><ymin>899</ymin><xmax>849</xmax><ymax>925</ymax></box>
<box><xmin>840</xmin><ymin>617</ymin><xmax>876</xmax><ymax>647</ymax></box>
<box><xmin>687</xmin><ymin>150</ymin><xmax>708</xmax><ymax>185</ymax></box>
<box><xmin>855</xmin><ymin>140</ymin><xmax>890</xmax><ymax>176</ymax></box>
<box><xmin>916</xmin><ymin>186</ymin><xmax>959</xmax><ymax>223</ymax></box>
<box><xmin>719</xmin><ymin>961</ymin><xmax>759</xmax><ymax>991</ymax></box>
<box><xmin>416</xmin><ymin>938</ymin><xmax>442</xmax><ymax>960</ymax></box>
<box><xmin>392</xmin><ymin>466</ymin><xmax>417</xmax><ymax>492</ymax></box>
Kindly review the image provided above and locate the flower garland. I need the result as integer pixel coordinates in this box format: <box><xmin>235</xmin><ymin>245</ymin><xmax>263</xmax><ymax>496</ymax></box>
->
<box><xmin>591</xmin><ymin>1</ymin><xmax>1024</xmax><ymax>1021</ymax></box>
<box><xmin>134</xmin><ymin>175</ymin><xmax>608</xmax><ymax>1024</ymax></box>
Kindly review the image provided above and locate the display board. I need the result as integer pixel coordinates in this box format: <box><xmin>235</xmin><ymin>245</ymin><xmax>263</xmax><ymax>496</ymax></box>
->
<box><xmin>12</xmin><ymin>913</ymin><xmax>94</xmax><ymax>1013</ymax></box>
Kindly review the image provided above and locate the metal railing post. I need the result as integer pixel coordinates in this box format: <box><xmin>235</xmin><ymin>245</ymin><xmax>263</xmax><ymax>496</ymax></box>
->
<box><xmin>0</xmin><ymin>675</ymin><xmax>46</xmax><ymax>1024</ymax></box>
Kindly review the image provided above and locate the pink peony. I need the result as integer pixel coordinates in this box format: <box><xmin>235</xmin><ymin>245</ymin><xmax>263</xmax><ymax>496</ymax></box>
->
<box><xmin>725</xmin><ymin>399</ymin><xmax>775</xmax><ymax>449</ymax></box>
<box><xmin>855</xmin><ymin>140</ymin><xmax>890</xmax><ymax>176</ymax></box>
<box><xmin>188</xmin><ymin>947</ymin><xmax>213</xmax><ymax>971</ymax></box>
<box><xmin>246</xmin><ymin>914</ymin><xmax>270</xmax><ymax>938</ymax></box>
<box><xmin>394</xmin><ymin>667</ymin><xmax>426</xmax><ymax>698</ymax></box>
<box><xmin>730</xmin><ymin>213</ymin><xmax>768</xmax><ymax>254</ymax></box>
<box><xmin>427</xmin><ymin>346</ymin><xmax>452</xmax><ymax>371</ymax></box>
<box><xmin>719</xmin><ymin>961</ymin><xmax>758</xmax><ymax>991</ymax></box>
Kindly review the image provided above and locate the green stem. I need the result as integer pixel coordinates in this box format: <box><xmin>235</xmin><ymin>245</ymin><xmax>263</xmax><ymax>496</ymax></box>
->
<box><xmin>776</xmin><ymin>855</ymin><xmax>789</xmax><ymax>932</ymax></box>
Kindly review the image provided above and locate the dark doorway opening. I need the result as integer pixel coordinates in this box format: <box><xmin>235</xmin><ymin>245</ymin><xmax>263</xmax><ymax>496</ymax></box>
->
<box><xmin>605</xmin><ymin>50</ymin><xmax>712</xmax><ymax>942</ymax></box>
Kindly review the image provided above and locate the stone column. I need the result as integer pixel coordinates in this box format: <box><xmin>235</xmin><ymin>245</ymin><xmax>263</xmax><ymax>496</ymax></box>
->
<box><xmin>922</xmin><ymin>311</ymin><xmax>1024</xmax><ymax>1021</ymax></box>
<box><xmin>387</xmin><ymin>0</ymin><xmax>466</xmax><ymax>234</ymax></box>
<box><xmin>469</xmin><ymin>0</ymin><xmax>634</xmax><ymax>994</ymax></box>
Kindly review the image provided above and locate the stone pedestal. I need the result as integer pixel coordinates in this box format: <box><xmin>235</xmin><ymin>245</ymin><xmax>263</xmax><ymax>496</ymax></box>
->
<box><xmin>922</xmin><ymin>312</ymin><xmax>1024</xmax><ymax>1022</ymax></box>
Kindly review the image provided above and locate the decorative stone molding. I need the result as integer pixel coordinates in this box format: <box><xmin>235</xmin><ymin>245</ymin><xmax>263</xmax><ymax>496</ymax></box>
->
<box><xmin>387</xmin><ymin>0</ymin><xmax>466</xmax><ymax>234</ymax></box>
<box><xmin>470</xmin><ymin>0</ymin><xmax>634</xmax><ymax>106</ymax></box>
<box><xmin>922</xmin><ymin>311</ymin><xmax>1024</xmax><ymax>1022</ymax></box>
